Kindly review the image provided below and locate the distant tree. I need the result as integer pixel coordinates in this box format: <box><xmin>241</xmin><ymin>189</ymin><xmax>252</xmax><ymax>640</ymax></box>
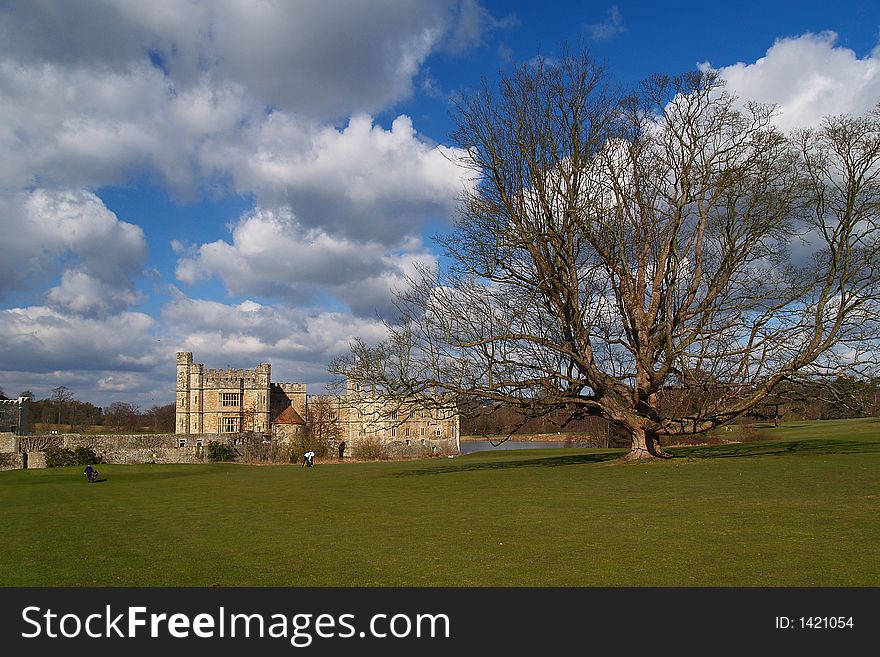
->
<box><xmin>19</xmin><ymin>390</ymin><xmax>33</xmax><ymax>400</ymax></box>
<box><xmin>144</xmin><ymin>404</ymin><xmax>176</xmax><ymax>432</ymax></box>
<box><xmin>333</xmin><ymin>48</ymin><xmax>880</xmax><ymax>460</ymax></box>
<box><xmin>51</xmin><ymin>386</ymin><xmax>74</xmax><ymax>425</ymax></box>
<box><xmin>104</xmin><ymin>402</ymin><xmax>141</xmax><ymax>432</ymax></box>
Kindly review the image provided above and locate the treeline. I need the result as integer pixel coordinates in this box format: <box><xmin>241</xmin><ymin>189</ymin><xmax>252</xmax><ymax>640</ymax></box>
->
<box><xmin>462</xmin><ymin>377</ymin><xmax>879</xmax><ymax>438</ymax></box>
<box><xmin>746</xmin><ymin>378</ymin><xmax>879</xmax><ymax>423</ymax></box>
<box><xmin>21</xmin><ymin>386</ymin><xmax>176</xmax><ymax>434</ymax></box>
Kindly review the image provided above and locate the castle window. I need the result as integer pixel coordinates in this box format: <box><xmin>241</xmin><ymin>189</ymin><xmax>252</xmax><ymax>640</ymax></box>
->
<box><xmin>435</xmin><ymin>427</ymin><xmax>442</xmax><ymax>437</ymax></box>
<box><xmin>222</xmin><ymin>417</ymin><xmax>240</xmax><ymax>433</ymax></box>
<box><xmin>177</xmin><ymin>438</ymin><xmax>187</xmax><ymax>448</ymax></box>
<box><xmin>221</xmin><ymin>393</ymin><xmax>241</xmax><ymax>407</ymax></box>
<box><xmin>390</xmin><ymin>410</ymin><xmax>398</xmax><ymax>420</ymax></box>
<box><xmin>420</xmin><ymin>439</ymin><xmax>426</xmax><ymax>446</ymax></box>
<box><xmin>391</xmin><ymin>427</ymin><xmax>396</xmax><ymax>437</ymax></box>
<box><xmin>329</xmin><ymin>411</ymin><xmax>337</xmax><ymax>421</ymax></box>
<box><xmin>419</xmin><ymin>427</ymin><xmax>425</xmax><ymax>437</ymax></box>
<box><xmin>405</xmin><ymin>427</ymin><xmax>411</xmax><ymax>437</ymax></box>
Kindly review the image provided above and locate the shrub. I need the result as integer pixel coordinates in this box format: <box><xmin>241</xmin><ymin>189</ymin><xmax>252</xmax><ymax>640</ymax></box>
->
<box><xmin>73</xmin><ymin>446</ymin><xmax>103</xmax><ymax>465</ymax></box>
<box><xmin>45</xmin><ymin>446</ymin><xmax>104</xmax><ymax>467</ymax></box>
<box><xmin>352</xmin><ymin>437</ymin><xmax>389</xmax><ymax>460</ymax></box>
<box><xmin>737</xmin><ymin>423</ymin><xmax>771</xmax><ymax>443</ymax></box>
<box><xmin>207</xmin><ymin>441</ymin><xmax>237</xmax><ymax>462</ymax></box>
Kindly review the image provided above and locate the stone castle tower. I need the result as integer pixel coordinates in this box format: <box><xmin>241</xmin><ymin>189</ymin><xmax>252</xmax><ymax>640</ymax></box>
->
<box><xmin>176</xmin><ymin>352</ymin><xmax>306</xmax><ymax>435</ymax></box>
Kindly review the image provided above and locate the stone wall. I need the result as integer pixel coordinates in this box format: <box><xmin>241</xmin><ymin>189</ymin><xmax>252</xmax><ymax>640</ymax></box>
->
<box><xmin>3</xmin><ymin>429</ymin><xmax>460</xmax><ymax>470</ymax></box>
<box><xmin>0</xmin><ymin>431</ymin><xmax>17</xmax><ymax>453</ymax></box>
<box><xmin>17</xmin><ymin>433</ymin><xmax>243</xmax><ymax>469</ymax></box>
<box><xmin>0</xmin><ymin>432</ymin><xmax>18</xmax><ymax>471</ymax></box>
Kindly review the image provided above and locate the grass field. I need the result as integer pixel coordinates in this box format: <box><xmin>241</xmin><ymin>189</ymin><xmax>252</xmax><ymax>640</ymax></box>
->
<box><xmin>1</xmin><ymin>417</ymin><xmax>878</xmax><ymax>586</ymax></box>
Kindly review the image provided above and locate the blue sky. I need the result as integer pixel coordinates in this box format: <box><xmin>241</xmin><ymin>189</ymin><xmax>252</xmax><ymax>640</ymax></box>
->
<box><xmin>1</xmin><ymin>0</ymin><xmax>879</xmax><ymax>409</ymax></box>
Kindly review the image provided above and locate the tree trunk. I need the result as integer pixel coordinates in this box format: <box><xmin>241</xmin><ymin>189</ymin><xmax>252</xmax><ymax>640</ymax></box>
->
<box><xmin>624</xmin><ymin>426</ymin><xmax>672</xmax><ymax>461</ymax></box>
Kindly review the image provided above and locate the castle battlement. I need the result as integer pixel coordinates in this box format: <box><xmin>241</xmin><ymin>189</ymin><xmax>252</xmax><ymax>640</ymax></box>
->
<box><xmin>272</xmin><ymin>382</ymin><xmax>307</xmax><ymax>393</ymax></box>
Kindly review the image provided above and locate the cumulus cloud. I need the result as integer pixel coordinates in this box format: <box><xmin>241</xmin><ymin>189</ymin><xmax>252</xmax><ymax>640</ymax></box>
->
<box><xmin>1</xmin><ymin>64</ymin><xmax>468</xmax><ymax>232</ymax></box>
<box><xmin>175</xmin><ymin>206</ymin><xmax>437</xmax><ymax>318</ymax></box>
<box><xmin>0</xmin><ymin>59</ymin><xmax>257</xmax><ymax>194</ymax></box>
<box><xmin>45</xmin><ymin>270</ymin><xmax>142</xmax><ymax>316</ymax></box>
<box><xmin>201</xmin><ymin>113</ymin><xmax>470</xmax><ymax>242</ymax></box>
<box><xmin>0</xmin><ymin>190</ymin><xmax>147</xmax><ymax>314</ymax></box>
<box><xmin>0</xmin><ymin>0</ymin><xmax>475</xmax><ymax>119</ymax></box>
<box><xmin>703</xmin><ymin>32</ymin><xmax>880</xmax><ymax>131</ymax></box>
<box><xmin>162</xmin><ymin>293</ymin><xmax>388</xmax><ymax>384</ymax></box>
<box><xmin>0</xmin><ymin>306</ymin><xmax>158</xmax><ymax>373</ymax></box>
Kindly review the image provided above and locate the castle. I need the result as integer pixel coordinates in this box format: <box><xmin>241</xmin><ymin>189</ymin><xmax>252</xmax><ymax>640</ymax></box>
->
<box><xmin>175</xmin><ymin>352</ymin><xmax>460</xmax><ymax>457</ymax></box>
<box><xmin>175</xmin><ymin>352</ymin><xmax>307</xmax><ymax>441</ymax></box>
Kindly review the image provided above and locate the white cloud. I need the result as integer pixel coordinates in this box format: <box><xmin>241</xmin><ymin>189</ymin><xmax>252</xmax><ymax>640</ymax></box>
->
<box><xmin>162</xmin><ymin>293</ymin><xmax>388</xmax><ymax>384</ymax></box>
<box><xmin>175</xmin><ymin>206</ymin><xmax>438</xmax><ymax>318</ymax></box>
<box><xmin>0</xmin><ymin>189</ymin><xmax>147</xmax><ymax>314</ymax></box>
<box><xmin>0</xmin><ymin>306</ymin><xmax>158</xmax><ymax>373</ymax></box>
<box><xmin>585</xmin><ymin>6</ymin><xmax>626</xmax><ymax>42</ymax></box>
<box><xmin>200</xmin><ymin>113</ymin><xmax>471</xmax><ymax>243</ymax></box>
<box><xmin>0</xmin><ymin>0</ymin><xmax>466</xmax><ymax>120</ymax></box>
<box><xmin>705</xmin><ymin>32</ymin><xmax>880</xmax><ymax>131</ymax></box>
<box><xmin>45</xmin><ymin>270</ymin><xmax>142</xmax><ymax>316</ymax></box>
<box><xmin>0</xmin><ymin>60</ymin><xmax>257</xmax><ymax>194</ymax></box>
<box><xmin>445</xmin><ymin>0</ymin><xmax>518</xmax><ymax>54</ymax></box>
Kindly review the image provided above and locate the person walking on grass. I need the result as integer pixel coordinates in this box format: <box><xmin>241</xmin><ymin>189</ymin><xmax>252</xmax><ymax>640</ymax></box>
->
<box><xmin>83</xmin><ymin>464</ymin><xmax>98</xmax><ymax>482</ymax></box>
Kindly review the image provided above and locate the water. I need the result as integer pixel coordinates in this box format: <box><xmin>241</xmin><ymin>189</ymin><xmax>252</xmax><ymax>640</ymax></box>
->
<box><xmin>459</xmin><ymin>439</ymin><xmax>595</xmax><ymax>454</ymax></box>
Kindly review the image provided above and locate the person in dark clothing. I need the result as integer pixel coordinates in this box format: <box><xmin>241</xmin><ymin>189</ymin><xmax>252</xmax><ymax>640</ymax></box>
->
<box><xmin>83</xmin><ymin>464</ymin><xmax>98</xmax><ymax>482</ymax></box>
<box><xmin>338</xmin><ymin>441</ymin><xmax>346</xmax><ymax>460</ymax></box>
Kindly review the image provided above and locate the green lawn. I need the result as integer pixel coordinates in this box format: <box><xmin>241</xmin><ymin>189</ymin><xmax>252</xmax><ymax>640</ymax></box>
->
<box><xmin>2</xmin><ymin>417</ymin><xmax>878</xmax><ymax>586</ymax></box>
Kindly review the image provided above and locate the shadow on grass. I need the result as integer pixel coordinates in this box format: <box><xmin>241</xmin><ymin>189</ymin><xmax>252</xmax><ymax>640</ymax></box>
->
<box><xmin>395</xmin><ymin>450</ymin><xmax>622</xmax><ymax>476</ymax></box>
<box><xmin>398</xmin><ymin>438</ymin><xmax>880</xmax><ymax>475</ymax></box>
<box><xmin>669</xmin><ymin>439</ymin><xmax>880</xmax><ymax>459</ymax></box>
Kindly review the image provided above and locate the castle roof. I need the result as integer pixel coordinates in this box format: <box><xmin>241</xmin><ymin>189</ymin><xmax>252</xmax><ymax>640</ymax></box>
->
<box><xmin>273</xmin><ymin>405</ymin><xmax>306</xmax><ymax>425</ymax></box>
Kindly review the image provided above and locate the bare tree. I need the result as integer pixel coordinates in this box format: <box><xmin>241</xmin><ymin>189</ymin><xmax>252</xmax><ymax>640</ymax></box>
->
<box><xmin>104</xmin><ymin>401</ymin><xmax>141</xmax><ymax>432</ymax></box>
<box><xmin>332</xmin><ymin>49</ymin><xmax>880</xmax><ymax>460</ymax></box>
<box><xmin>50</xmin><ymin>385</ymin><xmax>74</xmax><ymax>426</ymax></box>
<box><xmin>305</xmin><ymin>396</ymin><xmax>343</xmax><ymax>456</ymax></box>
<box><xmin>144</xmin><ymin>403</ymin><xmax>176</xmax><ymax>432</ymax></box>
